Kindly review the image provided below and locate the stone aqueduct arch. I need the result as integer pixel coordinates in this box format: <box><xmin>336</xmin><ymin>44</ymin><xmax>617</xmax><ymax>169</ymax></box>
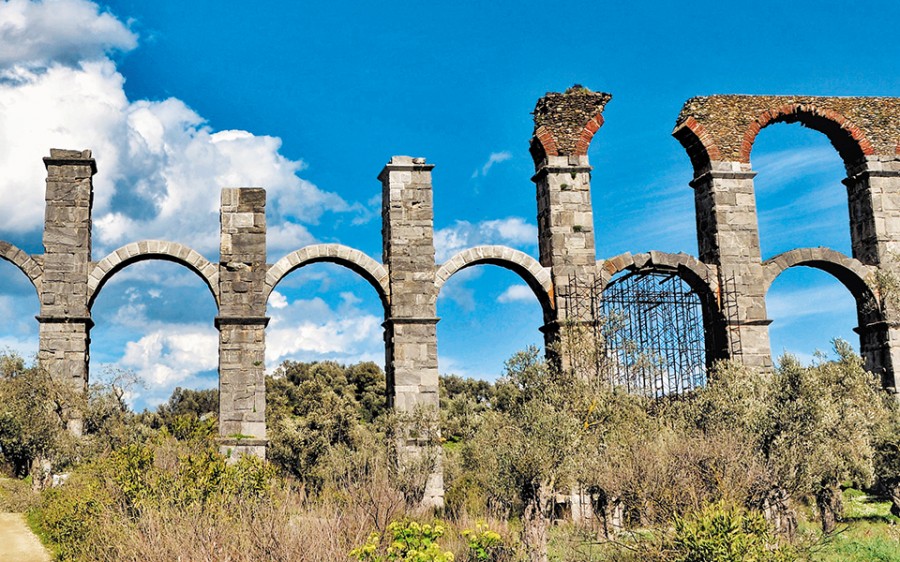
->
<box><xmin>87</xmin><ymin>241</ymin><xmax>220</xmax><ymax>308</ymax></box>
<box><xmin>0</xmin><ymin>241</ymin><xmax>43</xmax><ymax>295</ymax></box>
<box><xmin>4</xmin><ymin>91</ymin><xmax>900</xmax><ymax>505</ymax></box>
<box><xmin>265</xmin><ymin>244</ymin><xmax>390</xmax><ymax>309</ymax></box>
<box><xmin>673</xmin><ymin>94</ymin><xmax>900</xmax><ymax>386</ymax></box>
<box><xmin>434</xmin><ymin>245</ymin><xmax>554</xmax><ymax>318</ymax></box>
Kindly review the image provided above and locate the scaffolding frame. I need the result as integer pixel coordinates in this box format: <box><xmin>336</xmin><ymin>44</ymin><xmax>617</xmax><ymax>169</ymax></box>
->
<box><xmin>562</xmin><ymin>271</ymin><xmax>708</xmax><ymax>397</ymax></box>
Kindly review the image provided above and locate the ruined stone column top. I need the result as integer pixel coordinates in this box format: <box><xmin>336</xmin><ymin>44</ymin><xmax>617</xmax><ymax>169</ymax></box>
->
<box><xmin>530</xmin><ymin>86</ymin><xmax>612</xmax><ymax>167</ymax></box>
<box><xmin>43</xmin><ymin>148</ymin><xmax>97</xmax><ymax>174</ymax></box>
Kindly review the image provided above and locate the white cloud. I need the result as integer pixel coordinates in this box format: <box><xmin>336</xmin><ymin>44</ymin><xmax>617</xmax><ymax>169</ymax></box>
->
<box><xmin>766</xmin><ymin>283</ymin><xmax>855</xmax><ymax>324</ymax></box>
<box><xmin>265</xmin><ymin>294</ymin><xmax>383</xmax><ymax>368</ymax></box>
<box><xmin>434</xmin><ymin>217</ymin><xmax>537</xmax><ymax>262</ymax></box>
<box><xmin>753</xmin><ymin>146</ymin><xmax>843</xmax><ymax>193</ymax></box>
<box><xmin>497</xmin><ymin>284</ymin><xmax>535</xmax><ymax>303</ymax></box>
<box><xmin>269</xmin><ymin>290</ymin><xmax>288</xmax><ymax>309</ymax></box>
<box><xmin>0</xmin><ymin>2</ymin><xmax>366</xmax><ymax>259</ymax></box>
<box><xmin>0</xmin><ymin>0</ymin><xmax>137</xmax><ymax>68</ymax></box>
<box><xmin>119</xmin><ymin>325</ymin><xmax>218</xmax><ymax>388</ymax></box>
<box><xmin>472</xmin><ymin>150</ymin><xmax>512</xmax><ymax>178</ymax></box>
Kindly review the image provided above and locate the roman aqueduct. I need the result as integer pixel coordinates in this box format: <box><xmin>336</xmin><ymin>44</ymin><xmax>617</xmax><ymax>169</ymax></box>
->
<box><xmin>4</xmin><ymin>89</ymin><xmax>900</xmax><ymax>506</ymax></box>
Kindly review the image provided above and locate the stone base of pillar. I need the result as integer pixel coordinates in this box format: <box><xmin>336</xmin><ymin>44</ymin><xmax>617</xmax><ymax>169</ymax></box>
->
<box><xmin>422</xmin><ymin>457</ymin><xmax>445</xmax><ymax>510</ymax></box>
<box><xmin>217</xmin><ymin>437</ymin><xmax>267</xmax><ymax>461</ymax></box>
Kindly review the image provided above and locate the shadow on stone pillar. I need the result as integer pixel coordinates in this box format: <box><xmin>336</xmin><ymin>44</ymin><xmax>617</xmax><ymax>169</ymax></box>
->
<box><xmin>530</xmin><ymin>88</ymin><xmax>607</xmax><ymax>370</ymax></box>
<box><xmin>846</xmin><ymin>155</ymin><xmax>900</xmax><ymax>392</ymax></box>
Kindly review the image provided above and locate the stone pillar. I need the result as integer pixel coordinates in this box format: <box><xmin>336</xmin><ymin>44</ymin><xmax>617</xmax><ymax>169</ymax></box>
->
<box><xmin>379</xmin><ymin>156</ymin><xmax>443</xmax><ymax>508</ymax></box>
<box><xmin>690</xmin><ymin>162</ymin><xmax>772</xmax><ymax>370</ymax></box>
<box><xmin>217</xmin><ymin>188</ymin><xmax>268</xmax><ymax>457</ymax></box>
<box><xmin>38</xmin><ymin>149</ymin><xmax>96</xmax><ymax>435</ymax></box>
<box><xmin>530</xmin><ymin>89</ymin><xmax>608</xmax><ymax>369</ymax></box>
<box><xmin>845</xmin><ymin>156</ymin><xmax>900</xmax><ymax>391</ymax></box>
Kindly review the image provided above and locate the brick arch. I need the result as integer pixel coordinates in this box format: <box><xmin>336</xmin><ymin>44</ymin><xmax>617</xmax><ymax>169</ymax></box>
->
<box><xmin>265</xmin><ymin>244</ymin><xmax>389</xmax><ymax>310</ymax></box>
<box><xmin>0</xmin><ymin>241</ymin><xmax>42</xmax><ymax>296</ymax></box>
<box><xmin>529</xmin><ymin>125</ymin><xmax>560</xmax><ymax>165</ymax></box>
<box><xmin>530</xmin><ymin>112</ymin><xmax>606</xmax><ymax>163</ymax></box>
<box><xmin>672</xmin><ymin>116</ymin><xmax>723</xmax><ymax>175</ymax></box>
<box><xmin>741</xmin><ymin>104</ymin><xmax>874</xmax><ymax>168</ymax></box>
<box><xmin>433</xmin><ymin>245</ymin><xmax>553</xmax><ymax>316</ymax></box>
<box><xmin>88</xmin><ymin>241</ymin><xmax>219</xmax><ymax>309</ymax></box>
<box><xmin>761</xmin><ymin>247</ymin><xmax>877</xmax><ymax>306</ymax></box>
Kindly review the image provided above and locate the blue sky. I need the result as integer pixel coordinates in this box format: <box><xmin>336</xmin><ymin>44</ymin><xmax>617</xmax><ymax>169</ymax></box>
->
<box><xmin>0</xmin><ymin>0</ymin><xmax>897</xmax><ymax>409</ymax></box>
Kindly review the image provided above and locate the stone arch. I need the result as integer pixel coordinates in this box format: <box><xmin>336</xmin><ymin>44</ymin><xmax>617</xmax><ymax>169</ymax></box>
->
<box><xmin>0</xmin><ymin>241</ymin><xmax>42</xmax><ymax>296</ymax></box>
<box><xmin>433</xmin><ymin>245</ymin><xmax>553</xmax><ymax>316</ymax></box>
<box><xmin>599</xmin><ymin>251</ymin><xmax>719</xmax><ymax>298</ymax></box>
<box><xmin>265</xmin><ymin>244</ymin><xmax>389</xmax><ymax>310</ymax></box>
<box><xmin>761</xmin><ymin>247</ymin><xmax>877</xmax><ymax>306</ymax></box>
<box><xmin>88</xmin><ymin>241</ymin><xmax>219</xmax><ymax>309</ymax></box>
<box><xmin>740</xmin><ymin>104</ymin><xmax>874</xmax><ymax>169</ymax></box>
<box><xmin>762</xmin><ymin>248</ymin><xmax>887</xmax><ymax>379</ymax></box>
<box><xmin>599</xmin><ymin>251</ymin><xmax>726</xmax><ymax>363</ymax></box>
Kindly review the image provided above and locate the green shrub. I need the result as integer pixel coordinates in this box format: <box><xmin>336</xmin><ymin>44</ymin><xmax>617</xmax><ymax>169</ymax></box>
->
<box><xmin>350</xmin><ymin>519</ymin><xmax>455</xmax><ymax>562</ymax></box>
<box><xmin>462</xmin><ymin>522</ymin><xmax>507</xmax><ymax>561</ymax></box>
<box><xmin>666</xmin><ymin>502</ymin><xmax>795</xmax><ymax>562</ymax></box>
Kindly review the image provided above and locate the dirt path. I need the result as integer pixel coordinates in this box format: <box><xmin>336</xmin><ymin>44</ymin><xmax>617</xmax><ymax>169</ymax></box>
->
<box><xmin>0</xmin><ymin>513</ymin><xmax>51</xmax><ymax>561</ymax></box>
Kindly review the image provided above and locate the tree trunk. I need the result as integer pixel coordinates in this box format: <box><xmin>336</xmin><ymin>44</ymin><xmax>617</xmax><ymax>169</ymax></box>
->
<box><xmin>29</xmin><ymin>456</ymin><xmax>51</xmax><ymax>492</ymax></box>
<box><xmin>592</xmin><ymin>488</ymin><xmax>624</xmax><ymax>539</ymax></box>
<box><xmin>888</xmin><ymin>479</ymin><xmax>900</xmax><ymax>518</ymax></box>
<box><xmin>522</xmin><ymin>486</ymin><xmax>551</xmax><ymax>562</ymax></box>
<box><xmin>758</xmin><ymin>486</ymin><xmax>797</xmax><ymax>539</ymax></box>
<box><xmin>816</xmin><ymin>480</ymin><xmax>843</xmax><ymax>534</ymax></box>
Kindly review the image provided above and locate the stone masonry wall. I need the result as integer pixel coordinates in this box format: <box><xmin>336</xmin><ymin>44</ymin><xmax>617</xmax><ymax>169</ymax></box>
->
<box><xmin>38</xmin><ymin>149</ymin><xmax>96</xmax><ymax>434</ymax></box>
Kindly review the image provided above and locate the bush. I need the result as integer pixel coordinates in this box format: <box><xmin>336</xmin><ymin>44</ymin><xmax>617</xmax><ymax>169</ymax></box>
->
<box><xmin>661</xmin><ymin>502</ymin><xmax>795</xmax><ymax>562</ymax></box>
<box><xmin>350</xmin><ymin>519</ymin><xmax>455</xmax><ymax>562</ymax></box>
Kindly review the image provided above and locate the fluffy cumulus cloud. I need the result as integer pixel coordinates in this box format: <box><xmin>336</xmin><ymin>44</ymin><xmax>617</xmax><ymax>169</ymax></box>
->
<box><xmin>0</xmin><ymin>0</ymin><xmax>362</xmax><ymax>257</ymax></box>
<box><xmin>119</xmin><ymin>326</ymin><xmax>218</xmax><ymax>388</ymax></box>
<box><xmin>0</xmin><ymin>0</ymin><xmax>377</xmax><ymax>406</ymax></box>
<box><xmin>265</xmin><ymin>293</ymin><xmax>383</xmax><ymax>368</ymax></box>
<box><xmin>0</xmin><ymin>0</ymin><xmax>136</xmax><ymax>67</ymax></box>
<box><xmin>434</xmin><ymin>217</ymin><xmax>538</xmax><ymax>262</ymax></box>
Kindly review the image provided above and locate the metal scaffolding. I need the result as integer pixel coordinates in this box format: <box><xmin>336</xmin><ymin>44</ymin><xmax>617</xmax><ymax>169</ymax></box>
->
<box><xmin>563</xmin><ymin>271</ymin><xmax>708</xmax><ymax>397</ymax></box>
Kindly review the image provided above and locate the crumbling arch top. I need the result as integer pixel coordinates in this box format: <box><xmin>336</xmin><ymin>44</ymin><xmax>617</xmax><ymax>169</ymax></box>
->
<box><xmin>266</xmin><ymin>244</ymin><xmax>389</xmax><ymax>310</ymax></box>
<box><xmin>0</xmin><ymin>241</ymin><xmax>42</xmax><ymax>296</ymax></box>
<box><xmin>530</xmin><ymin>87</ymin><xmax>612</xmax><ymax>167</ymax></box>
<box><xmin>88</xmin><ymin>241</ymin><xmax>220</xmax><ymax>309</ymax></box>
<box><xmin>434</xmin><ymin>245</ymin><xmax>553</xmax><ymax>315</ymax></box>
<box><xmin>762</xmin><ymin>248</ymin><xmax>877</xmax><ymax>307</ymax></box>
<box><xmin>673</xmin><ymin>95</ymin><xmax>900</xmax><ymax>174</ymax></box>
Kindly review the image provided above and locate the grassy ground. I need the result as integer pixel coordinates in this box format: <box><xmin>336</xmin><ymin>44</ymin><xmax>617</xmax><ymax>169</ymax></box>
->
<box><xmin>801</xmin><ymin>489</ymin><xmax>900</xmax><ymax>561</ymax></box>
<box><xmin>544</xmin><ymin>488</ymin><xmax>900</xmax><ymax>561</ymax></box>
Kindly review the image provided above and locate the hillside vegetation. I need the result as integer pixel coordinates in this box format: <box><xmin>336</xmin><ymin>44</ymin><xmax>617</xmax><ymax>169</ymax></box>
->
<box><xmin>0</xmin><ymin>343</ymin><xmax>899</xmax><ymax>560</ymax></box>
